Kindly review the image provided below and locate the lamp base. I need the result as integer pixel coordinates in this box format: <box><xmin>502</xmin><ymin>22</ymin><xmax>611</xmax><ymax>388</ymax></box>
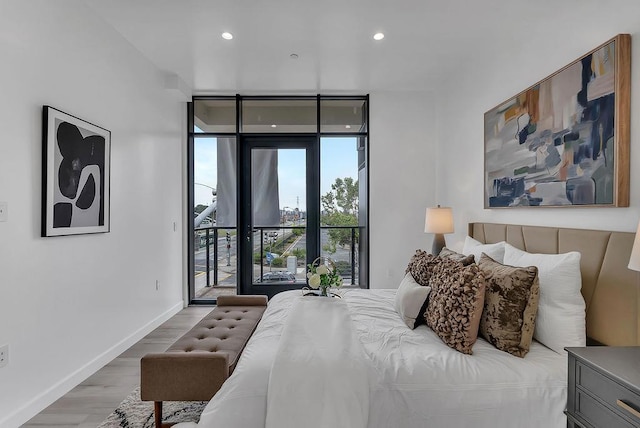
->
<box><xmin>432</xmin><ymin>234</ymin><xmax>446</xmax><ymax>255</ymax></box>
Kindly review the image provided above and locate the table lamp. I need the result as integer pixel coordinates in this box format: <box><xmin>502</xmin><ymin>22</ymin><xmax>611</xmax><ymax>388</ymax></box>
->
<box><xmin>424</xmin><ymin>205</ymin><xmax>454</xmax><ymax>255</ymax></box>
<box><xmin>628</xmin><ymin>220</ymin><xmax>640</xmax><ymax>271</ymax></box>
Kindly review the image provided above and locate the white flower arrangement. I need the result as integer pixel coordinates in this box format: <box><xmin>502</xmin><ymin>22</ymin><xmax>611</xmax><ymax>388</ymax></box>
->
<box><xmin>306</xmin><ymin>257</ymin><xmax>343</xmax><ymax>296</ymax></box>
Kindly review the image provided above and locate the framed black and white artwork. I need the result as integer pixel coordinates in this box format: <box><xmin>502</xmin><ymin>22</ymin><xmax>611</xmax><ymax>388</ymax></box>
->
<box><xmin>42</xmin><ymin>106</ymin><xmax>111</xmax><ymax>237</ymax></box>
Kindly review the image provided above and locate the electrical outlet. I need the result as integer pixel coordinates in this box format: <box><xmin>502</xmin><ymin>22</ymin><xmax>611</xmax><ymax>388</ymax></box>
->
<box><xmin>0</xmin><ymin>344</ymin><xmax>8</xmax><ymax>368</ymax></box>
<box><xmin>155</xmin><ymin>280</ymin><xmax>159</xmax><ymax>291</ymax></box>
<box><xmin>0</xmin><ymin>202</ymin><xmax>7</xmax><ymax>222</ymax></box>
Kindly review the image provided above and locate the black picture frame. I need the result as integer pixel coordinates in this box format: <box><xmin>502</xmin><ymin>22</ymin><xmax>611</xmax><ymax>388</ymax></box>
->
<box><xmin>42</xmin><ymin>106</ymin><xmax>111</xmax><ymax>236</ymax></box>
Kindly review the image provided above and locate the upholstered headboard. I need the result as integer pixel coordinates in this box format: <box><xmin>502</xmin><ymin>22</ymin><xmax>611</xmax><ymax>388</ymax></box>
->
<box><xmin>469</xmin><ymin>222</ymin><xmax>639</xmax><ymax>346</ymax></box>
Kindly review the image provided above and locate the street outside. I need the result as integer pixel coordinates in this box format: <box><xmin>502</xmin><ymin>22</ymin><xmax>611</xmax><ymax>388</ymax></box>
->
<box><xmin>194</xmin><ymin>227</ymin><xmax>356</xmax><ymax>298</ymax></box>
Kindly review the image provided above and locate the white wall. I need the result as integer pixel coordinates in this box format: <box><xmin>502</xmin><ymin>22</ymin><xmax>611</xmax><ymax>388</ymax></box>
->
<box><xmin>436</xmin><ymin>23</ymin><xmax>640</xmax><ymax>250</ymax></box>
<box><xmin>0</xmin><ymin>1</ymin><xmax>185</xmax><ymax>426</ymax></box>
<box><xmin>369</xmin><ymin>92</ymin><xmax>437</xmax><ymax>288</ymax></box>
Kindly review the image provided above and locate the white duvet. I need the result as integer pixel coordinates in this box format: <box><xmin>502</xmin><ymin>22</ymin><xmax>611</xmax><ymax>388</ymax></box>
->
<box><xmin>266</xmin><ymin>297</ymin><xmax>370</xmax><ymax>428</ymax></box>
<box><xmin>176</xmin><ymin>289</ymin><xmax>567</xmax><ymax>428</ymax></box>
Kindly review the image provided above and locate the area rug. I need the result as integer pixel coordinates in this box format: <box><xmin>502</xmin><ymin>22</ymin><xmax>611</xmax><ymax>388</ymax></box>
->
<box><xmin>97</xmin><ymin>387</ymin><xmax>206</xmax><ymax>428</ymax></box>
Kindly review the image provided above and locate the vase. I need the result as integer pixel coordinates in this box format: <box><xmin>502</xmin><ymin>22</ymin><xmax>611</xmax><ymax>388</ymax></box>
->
<box><xmin>319</xmin><ymin>286</ymin><xmax>329</xmax><ymax>297</ymax></box>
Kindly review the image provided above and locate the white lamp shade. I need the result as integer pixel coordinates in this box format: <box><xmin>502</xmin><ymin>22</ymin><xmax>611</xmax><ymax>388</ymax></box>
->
<box><xmin>628</xmin><ymin>221</ymin><xmax>640</xmax><ymax>271</ymax></box>
<box><xmin>424</xmin><ymin>206</ymin><xmax>454</xmax><ymax>234</ymax></box>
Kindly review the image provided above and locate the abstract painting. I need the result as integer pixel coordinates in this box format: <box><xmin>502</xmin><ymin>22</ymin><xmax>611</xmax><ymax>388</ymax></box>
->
<box><xmin>484</xmin><ymin>34</ymin><xmax>630</xmax><ymax>208</ymax></box>
<box><xmin>42</xmin><ymin>106</ymin><xmax>111</xmax><ymax>236</ymax></box>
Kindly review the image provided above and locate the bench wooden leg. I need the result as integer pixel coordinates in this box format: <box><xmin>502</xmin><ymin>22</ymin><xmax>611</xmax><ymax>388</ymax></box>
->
<box><xmin>154</xmin><ymin>401</ymin><xmax>163</xmax><ymax>428</ymax></box>
<box><xmin>153</xmin><ymin>401</ymin><xmax>176</xmax><ymax>428</ymax></box>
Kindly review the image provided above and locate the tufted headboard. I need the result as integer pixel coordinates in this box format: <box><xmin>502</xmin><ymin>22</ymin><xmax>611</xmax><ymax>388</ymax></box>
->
<box><xmin>469</xmin><ymin>222</ymin><xmax>639</xmax><ymax>346</ymax></box>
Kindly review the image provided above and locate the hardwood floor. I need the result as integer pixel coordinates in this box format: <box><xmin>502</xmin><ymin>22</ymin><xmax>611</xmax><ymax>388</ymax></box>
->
<box><xmin>22</xmin><ymin>306</ymin><xmax>213</xmax><ymax>428</ymax></box>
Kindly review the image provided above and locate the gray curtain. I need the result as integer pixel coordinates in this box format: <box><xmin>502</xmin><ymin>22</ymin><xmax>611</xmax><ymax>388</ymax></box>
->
<box><xmin>251</xmin><ymin>149</ymin><xmax>280</xmax><ymax>227</ymax></box>
<box><xmin>216</xmin><ymin>140</ymin><xmax>280</xmax><ymax>227</ymax></box>
<box><xmin>216</xmin><ymin>138</ymin><xmax>237</xmax><ymax>227</ymax></box>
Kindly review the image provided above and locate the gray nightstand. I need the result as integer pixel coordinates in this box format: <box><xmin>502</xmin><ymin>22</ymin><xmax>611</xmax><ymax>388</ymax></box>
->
<box><xmin>566</xmin><ymin>347</ymin><xmax>640</xmax><ymax>428</ymax></box>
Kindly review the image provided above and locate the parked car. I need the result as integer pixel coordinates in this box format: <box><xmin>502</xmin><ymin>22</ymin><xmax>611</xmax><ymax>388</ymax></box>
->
<box><xmin>260</xmin><ymin>271</ymin><xmax>296</xmax><ymax>283</ymax></box>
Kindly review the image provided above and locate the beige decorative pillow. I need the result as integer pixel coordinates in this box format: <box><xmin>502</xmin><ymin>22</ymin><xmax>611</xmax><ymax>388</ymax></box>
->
<box><xmin>477</xmin><ymin>254</ymin><xmax>540</xmax><ymax>358</ymax></box>
<box><xmin>406</xmin><ymin>250</ymin><xmax>442</xmax><ymax>286</ymax></box>
<box><xmin>424</xmin><ymin>259</ymin><xmax>486</xmax><ymax>354</ymax></box>
<box><xmin>439</xmin><ymin>247</ymin><xmax>475</xmax><ymax>266</ymax></box>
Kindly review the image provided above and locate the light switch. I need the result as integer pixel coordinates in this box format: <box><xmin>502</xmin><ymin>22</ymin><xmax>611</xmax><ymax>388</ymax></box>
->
<box><xmin>0</xmin><ymin>202</ymin><xmax>7</xmax><ymax>222</ymax></box>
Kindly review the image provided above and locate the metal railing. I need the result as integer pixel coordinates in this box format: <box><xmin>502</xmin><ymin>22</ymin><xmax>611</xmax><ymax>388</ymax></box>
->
<box><xmin>194</xmin><ymin>225</ymin><xmax>359</xmax><ymax>287</ymax></box>
<box><xmin>254</xmin><ymin>226</ymin><xmax>305</xmax><ymax>284</ymax></box>
<box><xmin>320</xmin><ymin>225</ymin><xmax>358</xmax><ymax>285</ymax></box>
<box><xmin>194</xmin><ymin>226</ymin><xmax>234</xmax><ymax>287</ymax></box>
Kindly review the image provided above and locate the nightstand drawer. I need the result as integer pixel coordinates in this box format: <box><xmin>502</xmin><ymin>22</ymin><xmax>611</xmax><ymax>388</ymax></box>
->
<box><xmin>577</xmin><ymin>361</ymin><xmax>640</xmax><ymax>422</ymax></box>
<box><xmin>576</xmin><ymin>390</ymin><xmax>636</xmax><ymax>428</ymax></box>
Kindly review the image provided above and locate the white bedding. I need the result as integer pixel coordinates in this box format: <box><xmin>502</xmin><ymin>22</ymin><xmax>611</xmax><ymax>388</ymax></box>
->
<box><xmin>176</xmin><ymin>289</ymin><xmax>567</xmax><ymax>428</ymax></box>
<box><xmin>266</xmin><ymin>297</ymin><xmax>370</xmax><ymax>428</ymax></box>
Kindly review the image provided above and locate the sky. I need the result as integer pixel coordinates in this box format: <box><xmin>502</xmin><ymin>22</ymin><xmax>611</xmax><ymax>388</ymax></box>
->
<box><xmin>194</xmin><ymin>137</ymin><xmax>359</xmax><ymax>211</ymax></box>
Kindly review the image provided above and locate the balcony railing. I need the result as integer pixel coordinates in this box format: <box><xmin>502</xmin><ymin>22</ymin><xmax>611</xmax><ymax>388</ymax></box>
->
<box><xmin>194</xmin><ymin>224</ymin><xmax>359</xmax><ymax>293</ymax></box>
<box><xmin>320</xmin><ymin>225</ymin><xmax>358</xmax><ymax>286</ymax></box>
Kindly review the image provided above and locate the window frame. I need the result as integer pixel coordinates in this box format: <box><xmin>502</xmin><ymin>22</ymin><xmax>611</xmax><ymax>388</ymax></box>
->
<box><xmin>187</xmin><ymin>94</ymin><xmax>369</xmax><ymax>304</ymax></box>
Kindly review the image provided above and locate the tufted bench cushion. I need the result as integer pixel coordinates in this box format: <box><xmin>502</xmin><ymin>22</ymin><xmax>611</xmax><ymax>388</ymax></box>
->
<box><xmin>140</xmin><ymin>295</ymin><xmax>268</xmax><ymax>427</ymax></box>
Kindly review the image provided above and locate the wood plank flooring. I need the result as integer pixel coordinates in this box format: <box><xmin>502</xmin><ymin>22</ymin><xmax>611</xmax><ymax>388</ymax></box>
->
<box><xmin>22</xmin><ymin>306</ymin><xmax>213</xmax><ymax>428</ymax></box>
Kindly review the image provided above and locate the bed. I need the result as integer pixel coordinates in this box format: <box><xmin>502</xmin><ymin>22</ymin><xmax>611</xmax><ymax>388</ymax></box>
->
<box><xmin>176</xmin><ymin>223</ymin><xmax>639</xmax><ymax>428</ymax></box>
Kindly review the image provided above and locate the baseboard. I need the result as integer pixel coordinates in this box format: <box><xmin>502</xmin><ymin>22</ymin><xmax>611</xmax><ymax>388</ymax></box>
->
<box><xmin>2</xmin><ymin>300</ymin><xmax>184</xmax><ymax>428</ymax></box>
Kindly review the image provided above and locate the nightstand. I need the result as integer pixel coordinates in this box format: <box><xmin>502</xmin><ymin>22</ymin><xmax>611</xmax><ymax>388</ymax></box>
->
<box><xmin>566</xmin><ymin>347</ymin><xmax>640</xmax><ymax>428</ymax></box>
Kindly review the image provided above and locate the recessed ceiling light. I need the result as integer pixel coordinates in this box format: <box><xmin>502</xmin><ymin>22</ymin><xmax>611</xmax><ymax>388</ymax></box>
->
<box><xmin>373</xmin><ymin>32</ymin><xmax>385</xmax><ymax>41</ymax></box>
<box><xmin>271</xmin><ymin>124</ymin><xmax>277</xmax><ymax>128</ymax></box>
<box><xmin>222</xmin><ymin>32</ymin><xmax>233</xmax><ymax>40</ymax></box>
<box><xmin>345</xmin><ymin>125</ymin><xmax>352</xmax><ymax>129</ymax></box>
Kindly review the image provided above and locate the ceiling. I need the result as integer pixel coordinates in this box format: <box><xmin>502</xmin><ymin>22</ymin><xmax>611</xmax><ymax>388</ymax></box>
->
<box><xmin>84</xmin><ymin>0</ymin><xmax>640</xmax><ymax>94</ymax></box>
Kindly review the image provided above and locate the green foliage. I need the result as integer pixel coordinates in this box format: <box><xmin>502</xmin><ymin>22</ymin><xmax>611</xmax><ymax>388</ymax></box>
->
<box><xmin>292</xmin><ymin>228</ymin><xmax>304</xmax><ymax>236</ymax></box>
<box><xmin>271</xmin><ymin>257</ymin><xmax>285</xmax><ymax>268</ymax></box>
<box><xmin>254</xmin><ymin>251</ymin><xmax>286</xmax><ymax>267</ymax></box>
<box><xmin>306</xmin><ymin>259</ymin><xmax>343</xmax><ymax>291</ymax></box>
<box><xmin>254</xmin><ymin>229</ymin><xmax>302</xmax><ymax>265</ymax></box>
<box><xmin>321</xmin><ymin>177</ymin><xmax>358</xmax><ymax>216</ymax></box>
<box><xmin>253</xmin><ymin>251</ymin><xmax>265</xmax><ymax>264</ymax></box>
<box><xmin>292</xmin><ymin>248</ymin><xmax>306</xmax><ymax>259</ymax></box>
<box><xmin>320</xmin><ymin>177</ymin><xmax>359</xmax><ymax>253</ymax></box>
<box><xmin>324</xmin><ymin>212</ymin><xmax>359</xmax><ymax>253</ymax></box>
<box><xmin>334</xmin><ymin>260</ymin><xmax>352</xmax><ymax>277</ymax></box>
<box><xmin>322</xmin><ymin>243</ymin><xmax>336</xmax><ymax>253</ymax></box>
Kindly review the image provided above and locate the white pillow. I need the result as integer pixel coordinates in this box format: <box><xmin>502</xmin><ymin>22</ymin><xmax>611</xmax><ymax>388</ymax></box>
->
<box><xmin>462</xmin><ymin>236</ymin><xmax>506</xmax><ymax>263</ymax></box>
<box><xmin>503</xmin><ymin>243</ymin><xmax>585</xmax><ymax>354</ymax></box>
<box><xmin>394</xmin><ymin>273</ymin><xmax>432</xmax><ymax>329</ymax></box>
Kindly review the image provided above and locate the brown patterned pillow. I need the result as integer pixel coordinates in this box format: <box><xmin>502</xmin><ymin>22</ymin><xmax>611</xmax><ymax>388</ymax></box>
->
<box><xmin>439</xmin><ymin>247</ymin><xmax>475</xmax><ymax>266</ymax></box>
<box><xmin>424</xmin><ymin>258</ymin><xmax>486</xmax><ymax>354</ymax></box>
<box><xmin>477</xmin><ymin>254</ymin><xmax>540</xmax><ymax>358</ymax></box>
<box><xmin>406</xmin><ymin>250</ymin><xmax>442</xmax><ymax>286</ymax></box>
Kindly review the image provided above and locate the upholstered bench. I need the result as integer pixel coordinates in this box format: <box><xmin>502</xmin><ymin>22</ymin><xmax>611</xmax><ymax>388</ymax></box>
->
<box><xmin>140</xmin><ymin>295</ymin><xmax>268</xmax><ymax>428</ymax></box>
